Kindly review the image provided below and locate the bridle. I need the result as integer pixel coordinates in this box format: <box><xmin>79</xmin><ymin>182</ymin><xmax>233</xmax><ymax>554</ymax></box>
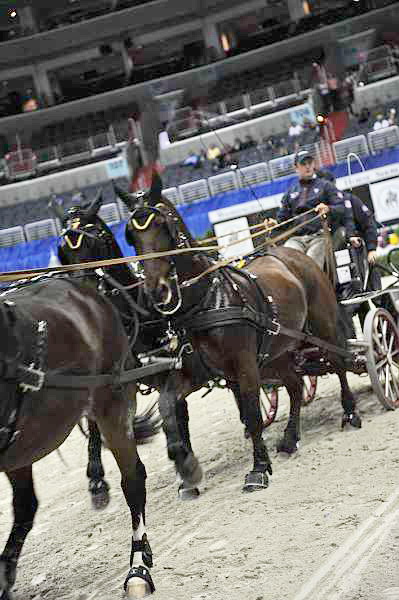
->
<box><xmin>127</xmin><ymin>193</ymin><xmax>190</xmax><ymax>316</ymax></box>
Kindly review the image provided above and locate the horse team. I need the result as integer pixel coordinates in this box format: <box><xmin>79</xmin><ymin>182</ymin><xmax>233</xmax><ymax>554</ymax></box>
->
<box><xmin>0</xmin><ymin>175</ymin><xmax>363</xmax><ymax>599</ymax></box>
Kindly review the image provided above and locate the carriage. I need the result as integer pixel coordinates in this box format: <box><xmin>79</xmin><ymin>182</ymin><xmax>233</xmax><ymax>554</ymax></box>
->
<box><xmin>257</xmin><ymin>243</ymin><xmax>399</xmax><ymax>429</ymax></box>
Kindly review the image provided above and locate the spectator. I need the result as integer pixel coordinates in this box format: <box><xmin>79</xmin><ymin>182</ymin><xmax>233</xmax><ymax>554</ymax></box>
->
<box><xmin>388</xmin><ymin>108</ymin><xmax>397</xmax><ymax>126</ymax></box>
<box><xmin>182</xmin><ymin>151</ymin><xmax>203</xmax><ymax>168</ymax></box>
<box><xmin>358</xmin><ymin>106</ymin><xmax>371</xmax><ymax>125</ymax></box>
<box><xmin>327</xmin><ymin>71</ymin><xmax>339</xmax><ymax>111</ymax></box>
<box><xmin>241</xmin><ymin>134</ymin><xmax>257</xmax><ymax>149</ymax></box>
<box><xmin>341</xmin><ymin>73</ymin><xmax>355</xmax><ymax>115</ymax></box>
<box><xmin>275</xmin><ymin>136</ymin><xmax>288</xmax><ymax>156</ymax></box>
<box><xmin>312</xmin><ymin>62</ymin><xmax>330</xmax><ymax>115</ymax></box>
<box><xmin>206</xmin><ymin>143</ymin><xmax>222</xmax><ymax>171</ymax></box>
<box><xmin>232</xmin><ymin>137</ymin><xmax>243</xmax><ymax>152</ymax></box>
<box><xmin>373</xmin><ymin>113</ymin><xmax>389</xmax><ymax>130</ymax></box>
<box><xmin>288</xmin><ymin>121</ymin><xmax>303</xmax><ymax>138</ymax></box>
<box><xmin>288</xmin><ymin>120</ymin><xmax>303</xmax><ymax>152</ymax></box>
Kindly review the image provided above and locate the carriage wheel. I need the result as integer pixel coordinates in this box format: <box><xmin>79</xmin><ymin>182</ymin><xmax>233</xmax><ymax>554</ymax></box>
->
<box><xmin>260</xmin><ymin>375</ymin><xmax>318</xmax><ymax>429</ymax></box>
<box><xmin>302</xmin><ymin>376</ymin><xmax>318</xmax><ymax>406</ymax></box>
<box><xmin>364</xmin><ymin>307</ymin><xmax>399</xmax><ymax>410</ymax></box>
<box><xmin>260</xmin><ymin>385</ymin><xmax>279</xmax><ymax>428</ymax></box>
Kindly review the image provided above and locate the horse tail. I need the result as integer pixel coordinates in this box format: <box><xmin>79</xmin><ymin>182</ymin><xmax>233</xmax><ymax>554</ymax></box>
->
<box><xmin>133</xmin><ymin>399</ymin><xmax>163</xmax><ymax>443</ymax></box>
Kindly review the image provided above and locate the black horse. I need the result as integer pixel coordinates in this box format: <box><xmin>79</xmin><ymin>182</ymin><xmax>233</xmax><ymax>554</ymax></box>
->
<box><xmin>115</xmin><ymin>176</ymin><xmax>362</xmax><ymax>493</ymax></box>
<box><xmin>0</xmin><ymin>275</ymin><xmax>155</xmax><ymax>599</ymax></box>
<box><xmin>53</xmin><ymin>191</ymin><xmax>210</xmax><ymax>499</ymax></box>
<box><xmin>50</xmin><ymin>192</ymin><xmax>162</xmax><ymax>508</ymax></box>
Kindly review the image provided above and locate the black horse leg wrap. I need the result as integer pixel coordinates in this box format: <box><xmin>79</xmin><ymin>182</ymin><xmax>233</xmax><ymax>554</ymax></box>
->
<box><xmin>130</xmin><ymin>534</ymin><xmax>153</xmax><ymax>568</ymax></box>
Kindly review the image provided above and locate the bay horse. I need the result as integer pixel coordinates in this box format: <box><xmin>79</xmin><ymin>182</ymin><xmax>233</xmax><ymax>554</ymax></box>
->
<box><xmin>115</xmin><ymin>176</ymin><xmax>362</xmax><ymax>493</ymax></box>
<box><xmin>50</xmin><ymin>192</ymin><xmax>162</xmax><ymax>509</ymax></box>
<box><xmin>53</xmin><ymin>191</ymin><xmax>210</xmax><ymax>499</ymax></box>
<box><xmin>0</xmin><ymin>275</ymin><xmax>155</xmax><ymax>599</ymax></box>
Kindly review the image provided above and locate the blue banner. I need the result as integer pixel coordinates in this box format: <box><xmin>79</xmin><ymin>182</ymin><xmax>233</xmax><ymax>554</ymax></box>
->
<box><xmin>2</xmin><ymin>147</ymin><xmax>399</xmax><ymax>271</ymax></box>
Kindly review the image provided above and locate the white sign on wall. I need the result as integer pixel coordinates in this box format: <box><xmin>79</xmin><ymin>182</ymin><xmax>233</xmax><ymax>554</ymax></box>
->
<box><xmin>369</xmin><ymin>177</ymin><xmax>399</xmax><ymax>223</ymax></box>
<box><xmin>214</xmin><ymin>217</ymin><xmax>254</xmax><ymax>259</ymax></box>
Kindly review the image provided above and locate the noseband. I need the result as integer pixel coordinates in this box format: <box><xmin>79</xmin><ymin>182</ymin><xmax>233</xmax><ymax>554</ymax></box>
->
<box><xmin>128</xmin><ymin>196</ymin><xmax>189</xmax><ymax>315</ymax></box>
<box><xmin>62</xmin><ymin>219</ymin><xmax>103</xmax><ymax>251</ymax></box>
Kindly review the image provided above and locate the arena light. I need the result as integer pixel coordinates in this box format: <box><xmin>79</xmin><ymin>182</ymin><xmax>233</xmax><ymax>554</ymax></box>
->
<box><xmin>9</xmin><ymin>9</ymin><xmax>17</xmax><ymax>18</ymax></box>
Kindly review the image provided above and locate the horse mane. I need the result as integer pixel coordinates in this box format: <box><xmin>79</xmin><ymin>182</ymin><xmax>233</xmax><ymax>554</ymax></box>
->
<box><xmin>93</xmin><ymin>215</ymin><xmax>124</xmax><ymax>259</ymax></box>
<box><xmin>158</xmin><ymin>195</ymin><xmax>197</xmax><ymax>247</ymax></box>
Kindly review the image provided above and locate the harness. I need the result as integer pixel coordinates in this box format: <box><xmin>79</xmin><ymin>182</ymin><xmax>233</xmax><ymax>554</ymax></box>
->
<box><xmin>172</xmin><ymin>263</ymin><xmax>280</xmax><ymax>375</ymax></box>
<box><xmin>0</xmin><ymin>275</ymin><xmax>177</xmax><ymax>455</ymax></box>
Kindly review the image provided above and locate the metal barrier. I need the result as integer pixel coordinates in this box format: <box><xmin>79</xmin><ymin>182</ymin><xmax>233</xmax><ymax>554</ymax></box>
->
<box><xmin>179</xmin><ymin>179</ymin><xmax>210</xmax><ymax>204</ymax></box>
<box><xmin>25</xmin><ymin>219</ymin><xmax>58</xmax><ymax>242</ymax></box>
<box><xmin>4</xmin><ymin>149</ymin><xmax>37</xmax><ymax>181</ymax></box>
<box><xmin>208</xmin><ymin>171</ymin><xmax>238</xmax><ymax>196</ymax></box>
<box><xmin>98</xmin><ymin>203</ymin><xmax>121</xmax><ymax>226</ymax></box>
<box><xmin>333</xmin><ymin>135</ymin><xmax>369</xmax><ymax>163</ymax></box>
<box><xmin>368</xmin><ymin>125</ymin><xmax>399</xmax><ymax>154</ymax></box>
<box><xmin>0</xmin><ymin>226</ymin><xmax>25</xmax><ymax>247</ymax></box>
<box><xmin>268</xmin><ymin>153</ymin><xmax>296</xmax><ymax>179</ymax></box>
<box><xmin>162</xmin><ymin>187</ymin><xmax>180</xmax><ymax>206</ymax></box>
<box><xmin>238</xmin><ymin>162</ymin><xmax>270</xmax><ymax>187</ymax></box>
<box><xmin>358</xmin><ymin>56</ymin><xmax>396</xmax><ymax>85</ymax></box>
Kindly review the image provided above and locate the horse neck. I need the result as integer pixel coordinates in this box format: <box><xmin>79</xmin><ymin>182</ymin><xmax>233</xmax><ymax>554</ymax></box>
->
<box><xmin>107</xmin><ymin>262</ymin><xmax>137</xmax><ymax>289</ymax></box>
<box><xmin>99</xmin><ymin>235</ymin><xmax>139</xmax><ymax>291</ymax></box>
<box><xmin>174</xmin><ymin>252</ymin><xmax>213</xmax><ymax>311</ymax></box>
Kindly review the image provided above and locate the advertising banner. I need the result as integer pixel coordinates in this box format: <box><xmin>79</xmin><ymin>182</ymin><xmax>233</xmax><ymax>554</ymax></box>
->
<box><xmin>369</xmin><ymin>177</ymin><xmax>399</xmax><ymax>222</ymax></box>
<box><xmin>214</xmin><ymin>217</ymin><xmax>254</xmax><ymax>259</ymax></box>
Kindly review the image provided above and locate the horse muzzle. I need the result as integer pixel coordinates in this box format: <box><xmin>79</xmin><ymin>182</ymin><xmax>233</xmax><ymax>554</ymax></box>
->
<box><xmin>148</xmin><ymin>275</ymin><xmax>182</xmax><ymax>316</ymax></box>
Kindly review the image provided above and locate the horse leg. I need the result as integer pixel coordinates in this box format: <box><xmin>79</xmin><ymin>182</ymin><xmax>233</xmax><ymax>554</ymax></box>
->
<box><xmin>96</xmin><ymin>391</ymin><xmax>155</xmax><ymax>598</ymax></box>
<box><xmin>1</xmin><ymin>466</ymin><xmax>38</xmax><ymax>600</ymax></box>
<box><xmin>324</xmin><ymin>322</ymin><xmax>361</xmax><ymax>429</ymax></box>
<box><xmin>158</xmin><ymin>374</ymin><xmax>203</xmax><ymax>494</ymax></box>
<box><xmin>275</xmin><ymin>363</ymin><xmax>303</xmax><ymax>454</ymax></box>
<box><xmin>175</xmin><ymin>399</ymin><xmax>200</xmax><ymax>500</ymax></box>
<box><xmin>238</xmin><ymin>364</ymin><xmax>272</xmax><ymax>493</ymax></box>
<box><xmin>336</xmin><ymin>369</ymin><xmax>362</xmax><ymax>429</ymax></box>
<box><xmin>229</xmin><ymin>382</ymin><xmax>250</xmax><ymax>438</ymax></box>
<box><xmin>87</xmin><ymin>419</ymin><xmax>110</xmax><ymax>509</ymax></box>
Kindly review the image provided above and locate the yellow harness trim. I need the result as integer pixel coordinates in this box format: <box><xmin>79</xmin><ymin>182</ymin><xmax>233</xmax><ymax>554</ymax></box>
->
<box><xmin>235</xmin><ymin>259</ymin><xmax>246</xmax><ymax>269</ymax></box>
<box><xmin>64</xmin><ymin>219</ymin><xmax>84</xmax><ymax>250</ymax></box>
<box><xmin>131</xmin><ymin>213</ymin><xmax>156</xmax><ymax>231</ymax></box>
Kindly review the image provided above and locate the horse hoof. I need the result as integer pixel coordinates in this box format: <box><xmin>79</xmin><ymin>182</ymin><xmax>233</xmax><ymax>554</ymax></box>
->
<box><xmin>124</xmin><ymin>566</ymin><xmax>155</xmax><ymax>598</ymax></box>
<box><xmin>244</xmin><ymin>427</ymin><xmax>250</xmax><ymax>439</ymax></box>
<box><xmin>341</xmin><ymin>413</ymin><xmax>362</xmax><ymax>430</ymax></box>
<box><xmin>350</xmin><ymin>413</ymin><xmax>362</xmax><ymax>429</ymax></box>
<box><xmin>89</xmin><ymin>479</ymin><xmax>110</xmax><ymax>510</ymax></box>
<box><xmin>0</xmin><ymin>561</ymin><xmax>13</xmax><ymax>600</ymax></box>
<box><xmin>242</xmin><ymin>471</ymin><xmax>269</xmax><ymax>493</ymax></box>
<box><xmin>181</xmin><ymin>453</ymin><xmax>203</xmax><ymax>487</ymax></box>
<box><xmin>178</xmin><ymin>484</ymin><xmax>200</xmax><ymax>500</ymax></box>
<box><xmin>276</xmin><ymin>438</ymin><xmax>298</xmax><ymax>455</ymax></box>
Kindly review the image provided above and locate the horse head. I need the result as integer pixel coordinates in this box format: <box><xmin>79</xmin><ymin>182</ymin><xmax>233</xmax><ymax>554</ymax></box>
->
<box><xmin>50</xmin><ymin>190</ymin><xmax>121</xmax><ymax>265</ymax></box>
<box><xmin>113</xmin><ymin>175</ymin><xmax>191</xmax><ymax>313</ymax></box>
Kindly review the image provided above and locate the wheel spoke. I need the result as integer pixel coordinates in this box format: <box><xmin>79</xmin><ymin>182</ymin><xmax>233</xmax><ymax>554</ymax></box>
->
<box><xmin>376</xmin><ymin>357</ymin><xmax>389</xmax><ymax>371</ymax></box>
<box><xmin>388</xmin><ymin>333</ymin><xmax>395</xmax><ymax>355</ymax></box>
<box><xmin>389</xmin><ymin>365</ymin><xmax>399</xmax><ymax>401</ymax></box>
<box><xmin>385</xmin><ymin>365</ymin><xmax>390</xmax><ymax>398</ymax></box>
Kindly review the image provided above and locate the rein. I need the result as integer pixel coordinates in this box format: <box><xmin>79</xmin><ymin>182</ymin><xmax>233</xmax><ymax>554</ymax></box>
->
<box><xmin>181</xmin><ymin>212</ymin><xmax>322</xmax><ymax>288</ymax></box>
<box><xmin>0</xmin><ymin>210</ymin><xmax>320</xmax><ymax>283</ymax></box>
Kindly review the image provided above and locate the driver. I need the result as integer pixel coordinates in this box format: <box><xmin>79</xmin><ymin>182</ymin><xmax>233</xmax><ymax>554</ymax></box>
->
<box><xmin>264</xmin><ymin>150</ymin><xmax>349</xmax><ymax>271</ymax></box>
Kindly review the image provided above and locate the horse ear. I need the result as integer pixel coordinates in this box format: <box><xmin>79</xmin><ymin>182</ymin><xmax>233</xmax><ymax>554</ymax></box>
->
<box><xmin>113</xmin><ymin>181</ymin><xmax>136</xmax><ymax>210</ymax></box>
<box><xmin>148</xmin><ymin>172</ymin><xmax>163</xmax><ymax>206</ymax></box>
<box><xmin>48</xmin><ymin>194</ymin><xmax>65</xmax><ymax>222</ymax></box>
<box><xmin>86</xmin><ymin>189</ymin><xmax>103</xmax><ymax>218</ymax></box>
